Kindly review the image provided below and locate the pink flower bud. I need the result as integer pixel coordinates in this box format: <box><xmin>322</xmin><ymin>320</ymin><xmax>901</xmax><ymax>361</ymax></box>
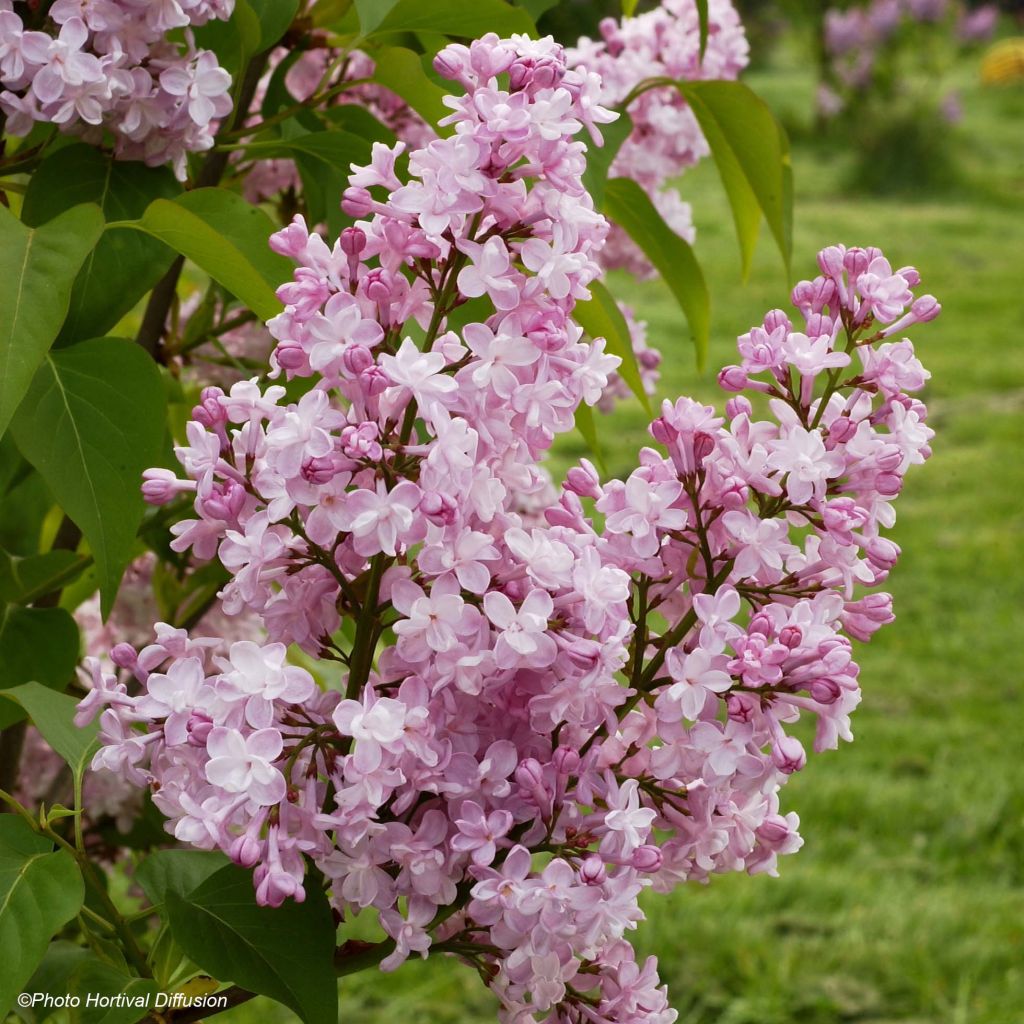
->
<box><xmin>828</xmin><ymin>416</ymin><xmax>857</xmax><ymax>444</ymax></box>
<box><xmin>726</xmin><ymin>691</ymin><xmax>758</xmax><ymax>724</ymax></box>
<box><xmin>110</xmin><ymin>643</ymin><xmax>137</xmax><ymax>670</ymax></box>
<box><xmin>817</xmin><ymin>245</ymin><xmax>846</xmax><ymax>279</ymax></box>
<box><xmin>763</xmin><ymin>308</ymin><xmax>793</xmax><ymax>333</ymax></box>
<box><xmin>565</xmin><ymin>461</ymin><xmax>602</xmax><ymax>499</ymax></box>
<box><xmin>579</xmin><ymin>855</ymin><xmax>607</xmax><ymax>886</ymax></box>
<box><xmin>515</xmin><ymin>758</ymin><xmax>544</xmax><ymax>791</ymax></box>
<box><xmin>419</xmin><ymin>490</ymin><xmax>458</xmax><ymax>526</ymax></box>
<box><xmin>649</xmin><ymin>416</ymin><xmax>678</xmax><ymax>446</ymax></box>
<box><xmin>339</xmin><ymin>226</ymin><xmax>366</xmax><ymax>257</ymax></box>
<box><xmin>274</xmin><ymin>343</ymin><xmax>306</xmax><ymax>371</ymax></box>
<box><xmin>771</xmin><ymin>735</ymin><xmax>807</xmax><ymax>774</ymax></box>
<box><xmin>186</xmin><ymin>711</ymin><xmax>214</xmax><ymax>747</ymax></box>
<box><xmin>552</xmin><ymin>746</ymin><xmax>580</xmax><ymax>776</ymax></box>
<box><xmin>230</xmin><ymin>833</ymin><xmax>262</xmax><ymax>869</ymax></box>
<box><xmin>141</xmin><ymin>468</ymin><xmax>193</xmax><ymax>506</ymax></box>
<box><xmin>756</xmin><ymin>814</ymin><xmax>792</xmax><ymax>846</ymax></box>
<box><xmin>866</xmin><ymin>536</ymin><xmax>900</xmax><ymax>571</ymax></box>
<box><xmin>341</xmin><ymin>186</ymin><xmax>374</xmax><ymax>218</ymax></box>
<box><xmin>779</xmin><ymin>625</ymin><xmax>803</xmax><ymax>649</ymax></box>
<box><xmin>809</xmin><ymin>678</ymin><xmax>842</xmax><ymax>705</ymax></box>
<box><xmin>631</xmin><ymin>845</ymin><xmax>663</xmax><ymax>872</ymax></box>
<box><xmin>875</xmin><ymin>472</ymin><xmax>902</xmax><ymax>497</ymax></box>
<box><xmin>342</xmin><ymin>344</ymin><xmax>375</xmax><ymax>376</ymax></box>
<box><xmin>718</xmin><ymin>365</ymin><xmax>748</xmax><ymax>392</ymax></box>
<box><xmin>725</xmin><ymin>396</ymin><xmax>753</xmax><ymax>419</ymax></box>
<box><xmin>911</xmin><ymin>294</ymin><xmax>940</xmax><ymax>322</ymax></box>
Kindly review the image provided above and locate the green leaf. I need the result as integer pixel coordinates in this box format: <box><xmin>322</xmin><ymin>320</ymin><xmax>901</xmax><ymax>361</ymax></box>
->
<box><xmin>240</xmin><ymin>129</ymin><xmax>372</xmax><ymax>167</ymax></box>
<box><xmin>0</xmin><ymin>203</ymin><xmax>104</xmax><ymax>439</ymax></box>
<box><xmin>0</xmin><ymin>548</ymin><xmax>89</xmax><ymax>605</ymax></box>
<box><xmin>167</xmin><ymin>864</ymin><xmax>337</xmax><ymax>1024</ymax></box>
<box><xmin>581</xmin><ymin>110</ymin><xmax>632</xmax><ymax>212</ymax></box>
<box><xmin>193</xmin><ymin>0</ymin><xmax>261</xmax><ymax>77</ymax></box>
<box><xmin>602</xmin><ymin>177</ymin><xmax>710</xmax><ymax>368</ymax></box>
<box><xmin>696</xmin><ymin>0</ymin><xmax>709</xmax><ymax>59</ymax></box>
<box><xmin>676</xmin><ymin>80</ymin><xmax>792</xmax><ymax>275</ymax></box>
<box><xmin>136</xmin><ymin>850</ymin><xmax>230</xmax><ymax>908</ymax></box>
<box><xmin>0</xmin><ymin>816</ymin><xmax>84</xmax><ymax>1021</ymax></box>
<box><xmin>621</xmin><ymin>0</ymin><xmax>638</xmax><ymax>15</ymax></box>
<box><xmin>0</xmin><ymin>606</ymin><xmax>78</xmax><ymax>690</ymax></box>
<box><xmin>354</xmin><ymin>0</ymin><xmax>400</xmax><ymax>34</ymax></box>
<box><xmin>0</xmin><ymin>682</ymin><xmax>99</xmax><ymax>783</ymax></box>
<box><xmin>127</xmin><ymin>190</ymin><xmax>290</xmax><ymax>321</ymax></box>
<box><xmin>370</xmin><ymin>45</ymin><xmax>453</xmax><ymax>132</ymax></box>
<box><xmin>574</xmin><ymin>280</ymin><xmax>651</xmax><ymax>413</ymax></box>
<box><xmin>369</xmin><ymin>0</ymin><xmax>536</xmax><ymax>37</ymax></box>
<box><xmin>10</xmin><ymin>338</ymin><xmax>166</xmax><ymax>615</ymax></box>
<box><xmin>247</xmin><ymin>0</ymin><xmax>300</xmax><ymax>52</ymax></box>
<box><xmin>71</xmin><ymin>960</ymin><xmax>160</xmax><ymax>1024</ymax></box>
<box><xmin>574</xmin><ymin>403</ymin><xmax>607</xmax><ymax>476</ymax></box>
<box><xmin>21</xmin><ymin>145</ymin><xmax>180</xmax><ymax>345</ymax></box>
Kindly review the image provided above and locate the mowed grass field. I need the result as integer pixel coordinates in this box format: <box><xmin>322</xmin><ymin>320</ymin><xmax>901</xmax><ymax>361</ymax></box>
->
<box><xmin>223</xmin><ymin>51</ymin><xmax>1024</xmax><ymax>1024</ymax></box>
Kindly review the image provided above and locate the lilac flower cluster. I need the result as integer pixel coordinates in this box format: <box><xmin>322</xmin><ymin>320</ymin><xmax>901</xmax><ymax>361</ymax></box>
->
<box><xmin>568</xmin><ymin>0</ymin><xmax>748</xmax><ymax>277</ymax></box>
<box><xmin>820</xmin><ymin>0</ymin><xmax>997</xmax><ymax>116</ymax></box>
<box><xmin>82</xmin><ymin>33</ymin><xmax>939</xmax><ymax>1023</ymax></box>
<box><xmin>0</xmin><ymin>0</ymin><xmax>234</xmax><ymax>178</ymax></box>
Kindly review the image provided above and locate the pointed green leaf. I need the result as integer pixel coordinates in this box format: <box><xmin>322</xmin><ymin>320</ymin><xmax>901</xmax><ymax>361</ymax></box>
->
<box><xmin>370</xmin><ymin>46</ymin><xmax>453</xmax><ymax>133</ymax></box>
<box><xmin>0</xmin><ymin>548</ymin><xmax>89</xmax><ymax>605</ymax></box>
<box><xmin>0</xmin><ymin>606</ymin><xmax>78</xmax><ymax>691</ymax></box>
<box><xmin>10</xmin><ymin>338</ymin><xmax>166</xmax><ymax>614</ymax></box>
<box><xmin>0</xmin><ymin>204</ymin><xmax>104</xmax><ymax>439</ymax></box>
<box><xmin>21</xmin><ymin>144</ymin><xmax>180</xmax><ymax>344</ymax></box>
<box><xmin>602</xmin><ymin>176</ymin><xmax>710</xmax><ymax>368</ymax></box>
<box><xmin>574</xmin><ymin>280</ymin><xmax>651</xmax><ymax>413</ymax></box>
<box><xmin>0</xmin><ymin>817</ymin><xmax>84</xmax><ymax>1020</ymax></box>
<box><xmin>575</xmin><ymin>404</ymin><xmax>607</xmax><ymax>476</ymax></box>
<box><xmin>696</xmin><ymin>0</ymin><xmax>709</xmax><ymax>59</ymax></box>
<box><xmin>167</xmin><ymin>864</ymin><xmax>337</xmax><ymax>1024</ymax></box>
<box><xmin>71</xmin><ymin>960</ymin><xmax>160</xmax><ymax>1024</ymax></box>
<box><xmin>370</xmin><ymin>0</ymin><xmax>535</xmax><ymax>37</ymax></box>
<box><xmin>581</xmin><ymin>110</ymin><xmax>632</xmax><ymax>208</ymax></box>
<box><xmin>136</xmin><ymin>850</ymin><xmax>230</xmax><ymax>909</ymax></box>
<box><xmin>0</xmin><ymin>682</ymin><xmax>99</xmax><ymax>784</ymax></box>
<box><xmin>677</xmin><ymin>80</ymin><xmax>792</xmax><ymax>275</ymax></box>
<box><xmin>354</xmin><ymin>0</ymin><xmax>400</xmax><ymax>34</ymax></box>
<box><xmin>247</xmin><ymin>0</ymin><xmax>300</xmax><ymax>51</ymax></box>
<box><xmin>126</xmin><ymin>189</ymin><xmax>291</xmax><ymax>321</ymax></box>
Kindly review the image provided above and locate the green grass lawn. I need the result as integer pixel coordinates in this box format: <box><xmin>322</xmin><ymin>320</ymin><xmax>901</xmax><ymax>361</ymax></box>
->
<box><xmin>222</xmin><ymin>50</ymin><xmax>1024</xmax><ymax>1024</ymax></box>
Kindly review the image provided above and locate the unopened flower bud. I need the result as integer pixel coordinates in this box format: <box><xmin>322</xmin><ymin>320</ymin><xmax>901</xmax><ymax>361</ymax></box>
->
<box><xmin>809</xmin><ymin>678</ymin><xmax>842</xmax><ymax>705</ymax></box>
<box><xmin>726</xmin><ymin>691</ymin><xmax>758</xmax><ymax>724</ymax></box>
<box><xmin>565</xmin><ymin>460</ymin><xmax>602</xmax><ymax>499</ymax></box>
<box><xmin>342</xmin><ymin>344</ymin><xmax>375</xmax><ymax>376</ymax></box>
<box><xmin>779</xmin><ymin>625</ymin><xmax>803</xmax><ymax>649</ymax></box>
<box><xmin>230</xmin><ymin>833</ymin><xmax>262</xmax><ymax>869</ymax></box>
<box><xmin>419</xmin><ymin>490</ymin><xmax>458</xmax><ymax>526</ymax></box>
<box><xmin>631</xmin><ymin>845</ymin><xmax>663</xmax><ymax>872</ymax></box>
<box><xmin>274</xmin><ymin>343</ymin><xmax>306</xmax><ymax>371</ymax></box>
<box><xmin>341</xmin><ymin>186</ymin><xmax>374</xmax><ymax>218</ymax></box>
<box><xmin>579</xmin><ymin>855</ymin><xmax>607</xmax><ymax>886</ymax></box>
<box><xmin>718</xmin><ymin>365</ymin><xmax>748</xmax><ymax>392</ymax></box>
<box><xmin>339</xmin><ymin>226</ymin><xmax>367</xmax><ymax>256</ymax></box>
<box><xmin>772</xmin><ymin>735</ymin><xmax>807</xmax><ymax>774</ymax></box>
<box><xmin>110</xmin><ymin>643</ymin><xmax>137</xmax><ymax>670</ymax></box>
<box><xmin>515</xmin><ymin>758</ymin><xmax>544</xmax><ymax>791</ymax></box>
<box><xmin>552</xmin><ymin>746</ymin><xmax>580</xmax><ymax>776</ymax></box>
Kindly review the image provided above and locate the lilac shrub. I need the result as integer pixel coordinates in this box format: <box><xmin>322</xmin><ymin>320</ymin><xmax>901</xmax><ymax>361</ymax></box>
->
<box><xmin>0</xmin><ymin>0</ymin><xmax>235</xmax><ymax>178</ymax></box>
<box><xmin>79</xmin><ymin>33</ymin><xmax>940</xmax><ymax>1023</ymax></box>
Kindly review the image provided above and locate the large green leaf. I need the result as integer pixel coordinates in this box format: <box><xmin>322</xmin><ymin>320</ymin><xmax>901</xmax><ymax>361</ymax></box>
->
<box><xmin>581</xmin><ymin>110</ymin><xmax>632</xmax><ymax>208</ymax></box>
<box><xmin>602</xmin><ymin>177</ymin><xmax>710</xmax><ymax>368</ymax></box>
<box><xmin>0</xmin><ymin>548</ymin><xmax>90</xmax><ymax>605</ymax></box>
<box><xmin>72</xmin><ymin>960</ymin><xmax>160</xmax><ymax>1024</ymax></box>
<box><xmin>167</xmin><ymin>864</ymin><xmax>337</xmax><ymax>1024</ymax></box>
<box><xmin>0</xmin><ymin>682</ymin><xmax>100</xmax><ymax>784</ymax></box>
<box><xmin>369</xmin><ymin>0</ymin><xmax>535</xmax><ymax>37</ymax></box>
<box><xmin>354</xmin><ymin>0</ymin><xmax>400</xmax><ymax>34</ymax></box>
<box><xmin>677</xmin><ymin>80</ymin><xmax>792</xmax><ymax>275</ymax></box>
<box><xmin>0</xmin><ymin>204</ymin><xmax>104</xmax><ymax>439</ymax></box>
<box><xmin>136</xmin><ymin>850</ymin><xmax>230</xmax><ymax>908</ymax></box>
<box><xmin>125</xmin><ymin>190</ymin><xmax>290</xmax><ymax>321</ymax></box>
<box><xmin>370</xmin><ymin>46</ymin><xmax>453</xmax><ymax>133</ymax></box>
<box><xmin>193</xmin><ymin>0</ymin><xmax>261</xmax><ymax>77</ymax></box>
<box><xmin>21</xmin><ymin>145</ymin><xmax>180</xmax><ymax>344</ymax></box>
<box><xmin>696</xmin><ymin>0</ymin><xmax>709</xmax><ymax>59</ymax></box>
<box><xmin>10</xmin><ymin>337</ymin><xmax>166</xmax><ymax>615</ymax></box>
<box><xmin>574</xmin><ymin>404</ymin><xmax>607</xmax><ymax>476</ymax></box>
<box><xmin>247</xmin><ymin>0</ymin><xmax>300</xmax><ymax>51</ymax></box>
<box><xmin>0</xmin><ymin>816</ymin><xmax>84</xmax><ymax>1020</ymax></box>
<box><xmin>0</xmin><ymin>607</ymin><xmax>78</xmax><ymax>691</ymax></box>
<box><xmin>574</xmin><ymin>280</ymin><xmax>651</xmax><ymax>413</ymax></box>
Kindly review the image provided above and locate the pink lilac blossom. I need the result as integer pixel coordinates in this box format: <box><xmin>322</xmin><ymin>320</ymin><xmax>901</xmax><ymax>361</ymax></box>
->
<box><xmin>568</xmin><ymin>0</ymin><xmax>748</xmax><ymax>277</ymax></box>
<box><xmin>83</xmin><ymin>33</ymin><xmax>938</xmax><ymax>1024</ymax></box>
<box><xmin>0</xmin><ymin>0</ymin><xmax>234</xmax><ymax>179</ymax></box>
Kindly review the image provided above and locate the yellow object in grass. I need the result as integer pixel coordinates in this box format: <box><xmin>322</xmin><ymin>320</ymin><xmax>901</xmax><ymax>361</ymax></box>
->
<box><xmin>981</xmin><ymin>38</ymin><xmax>1024</xmax><ymax>84</ymax></box>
